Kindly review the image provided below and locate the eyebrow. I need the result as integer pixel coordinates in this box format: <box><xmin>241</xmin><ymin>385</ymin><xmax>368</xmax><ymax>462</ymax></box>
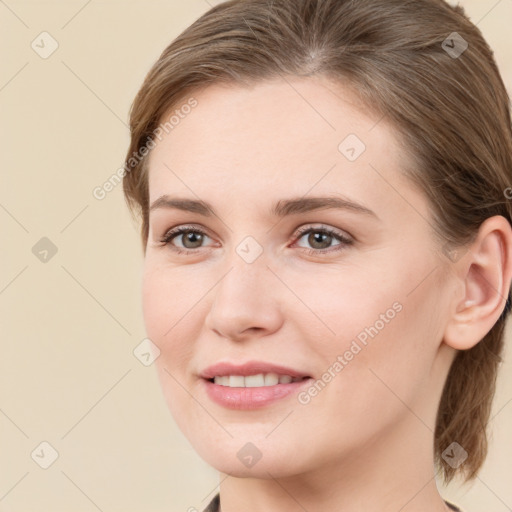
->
<box><xmin>149</xmin><ymin>195</ymin><xmax>377</xmax><ymax>218</ymax></box>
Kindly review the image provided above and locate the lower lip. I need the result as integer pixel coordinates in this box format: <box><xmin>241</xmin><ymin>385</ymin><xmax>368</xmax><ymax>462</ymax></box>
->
<box><xmin>201</xmin><ymin>377</ymin><xmax>313</xmax><ymax>410</ymax></box>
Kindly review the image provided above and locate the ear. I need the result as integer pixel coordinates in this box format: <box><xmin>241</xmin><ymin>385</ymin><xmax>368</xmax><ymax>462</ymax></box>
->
<box><xmin>443</xmin><ymin>215</ymin><xmax>512</xmax><ymax>350</ymax></box>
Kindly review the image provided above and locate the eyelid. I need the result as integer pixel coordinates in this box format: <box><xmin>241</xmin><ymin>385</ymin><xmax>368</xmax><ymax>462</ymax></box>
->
<box><xmin>160</xmin><ymin>224</ymin><xmax>215</xmax><ymax>246</ymax></box>
<box><xmin>292</xmin><ymin>223</ymin><xmax>353</xmax><ymax>242</ymax></box>
<box><xmin>289</xmin><ymin>224</ymin><xmax>353</xmax><ymax>255</ymax></box>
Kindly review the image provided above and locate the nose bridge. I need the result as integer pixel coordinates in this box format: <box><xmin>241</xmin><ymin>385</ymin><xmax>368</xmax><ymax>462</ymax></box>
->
<box><xmin>215</xmin><ymin>244</ymin><xmax>271</xmax><ymax>311</ymax></box>
<box><xmin>216</xmin><ymin>230</ymin><xmax>271</xmax><ymax>298</ymax></box>
<box><xmin>205</xmin><ymin>242</ymin><xmax>282</xmax><ymax>339</ymax></box>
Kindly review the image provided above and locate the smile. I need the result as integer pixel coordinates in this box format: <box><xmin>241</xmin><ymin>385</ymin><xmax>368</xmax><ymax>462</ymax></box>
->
<box><xmin>210</xmin><ymin>373</ymin><xmax>308</xmax><ymax>387</ymax></box>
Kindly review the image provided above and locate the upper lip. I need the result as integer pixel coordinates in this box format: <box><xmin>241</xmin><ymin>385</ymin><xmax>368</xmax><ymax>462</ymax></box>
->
<box><xmin>200</xmin><ymin>361</ymin><xmax>311</xmax><ymax>380</ymax></box>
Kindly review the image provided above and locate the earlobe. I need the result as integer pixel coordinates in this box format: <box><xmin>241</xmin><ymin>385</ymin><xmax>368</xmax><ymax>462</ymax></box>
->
<box><xmin>443</xmin><ymin>216</ymin><xmax>512</xmax><ymax>351</ymax></box>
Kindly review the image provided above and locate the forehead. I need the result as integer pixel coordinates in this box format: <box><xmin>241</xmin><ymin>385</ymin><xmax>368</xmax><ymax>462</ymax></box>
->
<box><xmin>146</xmin><ymin>76</ymin><xmax>422</xmax><ymax>219</ymax></box>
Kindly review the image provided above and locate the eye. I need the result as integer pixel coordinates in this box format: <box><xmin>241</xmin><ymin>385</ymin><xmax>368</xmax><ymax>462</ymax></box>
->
<box><xmin>160</xmin><ymin>225</ymin><xmax>214</xmax><ymax>253</ymax></box>
<box><xmin>159</xmin><ymin>223</ymin><xmax>353</xmax><ymax>256</ymax></box>
<box><xmin>292</xmin><ymin>225</ymin><xmax>353</xmax><ymax>254</ymax></box>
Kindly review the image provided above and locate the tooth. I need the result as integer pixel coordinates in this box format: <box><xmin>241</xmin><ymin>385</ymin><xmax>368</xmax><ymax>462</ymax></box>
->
<box><xmin>245</xmin><ymin>374</ymin><xmax>265</xmax><ymax>387</ymax></box>
<box><xmin>229</xmin><ymin>375</ymin><xmax>245</xmax><ymax>387</ymax></box>
<box><xmin>264</xmin><ymin>372</ymin><xmax>279</xmax><ymax>386</ymax></box>
<box><xmin>212</xmin><ymin>374</ymin><xmax>302</xmax><ymax>387</ymax></box>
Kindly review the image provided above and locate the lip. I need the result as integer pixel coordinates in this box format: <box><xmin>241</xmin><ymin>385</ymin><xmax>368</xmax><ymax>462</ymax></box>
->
<box><xmin>199</xmin><ymin>360</ymin><xmax>313</xmax><ymax>410</ymax></box>
<box><xmin>201</xmin><ymin>376</ymin><xmax>313</xmax><ymax>410</ymax></box>
<box><xmin>199</xmin><ymin>360</ymin><xmax>311</xmax><ymax>380</ymax></box>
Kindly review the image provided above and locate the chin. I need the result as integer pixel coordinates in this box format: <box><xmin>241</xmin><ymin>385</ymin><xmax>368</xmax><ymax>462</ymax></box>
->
<box><xmin>203</xmin><ymin>453</ymin><xmax>302</xmax><ymax>479</ymax></box>
<box><xmin>187</xmin><ymin>432</ymin><xmax>310</xmax><ymax>478</ymax></box>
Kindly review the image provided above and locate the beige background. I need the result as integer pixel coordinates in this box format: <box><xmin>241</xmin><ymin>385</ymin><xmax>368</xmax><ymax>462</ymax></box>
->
<box><xmin>1</xmin><ymin>1</ymin><xmax>511</xmax><ymax>511</ymax></box>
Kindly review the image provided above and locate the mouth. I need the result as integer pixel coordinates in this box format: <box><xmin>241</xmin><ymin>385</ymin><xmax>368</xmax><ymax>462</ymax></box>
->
<box><xmin>200</xmin><ymin>360</ymin><xmax>312</xmax><ymax>383</ymax></box>
<box><xmin>201</xmin><ymin>373</ymin><xmax>314</xmax><ymax>410</ymax></box>
<box><xmin>205</xmin><ymin>373</ymin><xmax>312</xmax><ymax>388</ymax></box>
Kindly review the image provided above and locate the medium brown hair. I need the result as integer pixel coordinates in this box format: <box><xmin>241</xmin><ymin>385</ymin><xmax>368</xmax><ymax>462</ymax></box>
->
<box><xmin>123</xmin><ymin>0</ymin><xmax>512</xmax><ymax>482</ymax></box>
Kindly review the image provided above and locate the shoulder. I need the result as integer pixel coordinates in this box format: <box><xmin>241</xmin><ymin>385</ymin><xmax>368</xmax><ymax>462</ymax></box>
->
<box><xmin>445</xmin><ymin>500</ymin><xmax>463</xmax><ymax>511</ymax></box>
<box><xmin>201</xmin><ymin>492</ymin><xmax>220</xmax><ymax>512</ymax></box>
<box><xmin>201</xmin><ymin>493</ymin><xmax>461</xmax><ymax>511</ymax></box>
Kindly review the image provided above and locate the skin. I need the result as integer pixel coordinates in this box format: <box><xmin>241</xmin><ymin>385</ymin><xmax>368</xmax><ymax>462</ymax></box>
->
<box><xmin>142</xmin><ymin>76</ymin><xmax>512</xmax><ymax>512</ymax></box>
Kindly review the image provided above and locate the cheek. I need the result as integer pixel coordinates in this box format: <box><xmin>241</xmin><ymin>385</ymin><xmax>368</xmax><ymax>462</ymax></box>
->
<box><xmin>292</xmin><ymin>260</ymin><xmax>442</xmax><ymax>399</ymax></box>
<box><xmin>337</xmin><ymin>279</ymin><xmax>444</xmax><ymax>418</ymax></box>
<box><xmin>278</xmin><ymin>262</ymin><xmax>403</xmax><ymax>347</ymax></box>
<box><xmin>141</xmin><ymin>262</ymin><xmax>195</xmax><ymax>339</ymax></box>
<box><xmin>142</xmin><ymin>268</ymin><xmax>169</xmax><ymax>341</ymax></box>
<box><xmin>141</xmin><ymin>264</ymin><xmax>194</xmax><ymax>371</ymax></box>
<box><xmin>141</xmin><ymin>265</ymin><xmax>199</xmax><ymax>429</ymax></box>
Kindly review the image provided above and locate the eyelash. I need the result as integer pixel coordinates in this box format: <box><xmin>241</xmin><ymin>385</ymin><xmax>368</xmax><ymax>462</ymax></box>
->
<box><xmin>159</xmin><ymin>224</ymin><xmax>353</xmax><ymax>256</ymax></box>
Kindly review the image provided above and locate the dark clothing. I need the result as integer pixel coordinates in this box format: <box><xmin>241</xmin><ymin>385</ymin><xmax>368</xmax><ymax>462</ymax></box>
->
<box><xmin>202</xmin><ymin>493</ymin><xmax>220</xmax><ymax>512</ymax></box>
<box><xmin>202</xmin><ymin>492</ymin><xmax>462</xmax><ymax>511</ymax></box>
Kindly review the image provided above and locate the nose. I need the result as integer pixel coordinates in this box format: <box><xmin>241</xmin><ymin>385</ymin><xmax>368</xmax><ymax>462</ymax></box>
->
<box><xmin>204</xmin><ymin>256</ymin><xmax>284</xmax><ymax>342</ymax></box>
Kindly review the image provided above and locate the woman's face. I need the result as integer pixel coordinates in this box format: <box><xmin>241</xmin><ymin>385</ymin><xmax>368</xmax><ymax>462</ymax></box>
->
<box><xmin>142</xmin><ymin>76</ymin><xmax>455</xmax><ymax>478</ymax></box>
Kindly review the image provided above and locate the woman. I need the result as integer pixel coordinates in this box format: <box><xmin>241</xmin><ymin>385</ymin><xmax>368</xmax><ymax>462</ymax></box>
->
<box><xmin>122</xmin><ymin>1</ymin><xmax>512</xmax><ymax>510</ymax></box>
